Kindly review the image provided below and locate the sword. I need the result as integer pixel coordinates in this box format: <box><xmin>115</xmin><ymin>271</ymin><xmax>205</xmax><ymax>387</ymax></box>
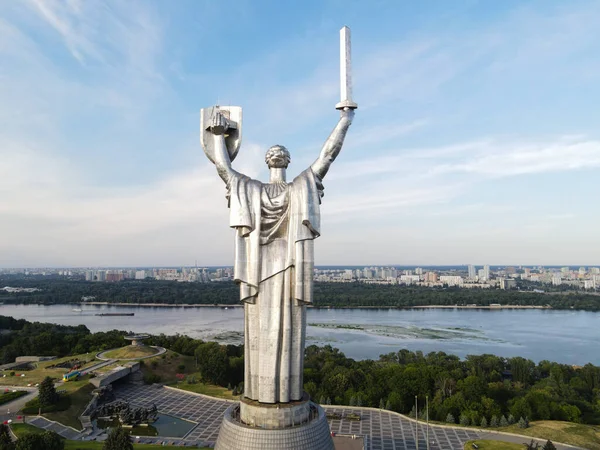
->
<box><xmin>335</xmin><ymin>26</ymin><xmax>358</xmax><ymax>110</ymax></box>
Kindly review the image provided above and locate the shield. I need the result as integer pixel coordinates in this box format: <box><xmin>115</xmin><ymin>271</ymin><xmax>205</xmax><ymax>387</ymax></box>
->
<box><xmin>200</xmin><ymin>106</ymin><xmax>243</xmax><ymax>164</ymax></box>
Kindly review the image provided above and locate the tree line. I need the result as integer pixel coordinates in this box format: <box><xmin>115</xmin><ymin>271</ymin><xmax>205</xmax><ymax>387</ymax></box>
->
<box><xmin>1</xmin><ymin>277</ymin><xmax>600</xmax><ymax>310</ymax></box>
<box><xmin>1</xmin><ymin>315</ymin><xmax>599</xmax><ymax>427</ymax></box>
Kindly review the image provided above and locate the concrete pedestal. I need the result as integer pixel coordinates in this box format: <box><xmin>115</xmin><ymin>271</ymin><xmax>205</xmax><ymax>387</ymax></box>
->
<box><xmin>215</xmin><ymin>401</ymin><xmax>334</xmax><ymax>450</ymax></box>
<box><xmin>240</xmin><ymin>393</ymin><xmax>311</xmax><ymax>429</ymax></box>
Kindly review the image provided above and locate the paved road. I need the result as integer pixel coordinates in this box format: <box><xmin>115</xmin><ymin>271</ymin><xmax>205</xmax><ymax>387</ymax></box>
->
<box><xmin>0</xmin><ymin>387</ymin><xmax>37</xmax><ymax>423</ymax></box>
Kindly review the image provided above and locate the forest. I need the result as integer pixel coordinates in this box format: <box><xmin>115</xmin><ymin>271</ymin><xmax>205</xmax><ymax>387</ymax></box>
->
<box><xmin>1</xmin><ymin>276</ymin><xmax>600</xmax><ymax>310</ymax></box>
<box><xmin>1</xmin><ymin>315</ymin><xmax>599</xmax><ymax>427</ymax></box>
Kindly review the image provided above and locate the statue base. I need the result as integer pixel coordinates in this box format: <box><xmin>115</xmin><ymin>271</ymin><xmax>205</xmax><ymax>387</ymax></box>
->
<box><xmin>239</xmin><ymin>393</ymin><xmax>312</xmax><ymax>429</ymax></box>
<box><xmin>214</xmin><ymin>399</ymin><xmax>334</xmax><ymax>450</ymax></box>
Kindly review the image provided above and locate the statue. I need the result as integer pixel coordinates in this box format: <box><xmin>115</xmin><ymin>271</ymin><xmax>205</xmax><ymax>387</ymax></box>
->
<box><xmin>201</xmin><ymin>27</ymin><xmax>357</xmax><ymax>407</ymax></box>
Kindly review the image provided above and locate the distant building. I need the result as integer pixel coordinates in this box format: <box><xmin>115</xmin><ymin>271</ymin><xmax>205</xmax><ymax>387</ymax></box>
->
<box><xmin>552</xmin><ymin>276</ymin><xmax>562</xmax><ymax>286</ymax></box>
<box><xmin>135</xmin><ymin>270</ymin><xmax>147</xmax><ymax>280</ymax></box>
<box><xmin>440</xmin><ymin>276</ymin><xmax>464</xmax><ymax>287</ymax></box>
<box><xmin>425</xmin><ymin>272</ymin><xmax>438</xmax><ymax>283</ymax></box>
<box><xmin>499</xmin><ymin>278</ymin><xmax>517</xmax><ymax>290</ymax></box>
<box><xmin>467</xmin><ymin>265</ymin><xmax>476</xmax><ymax>279</ymax></box>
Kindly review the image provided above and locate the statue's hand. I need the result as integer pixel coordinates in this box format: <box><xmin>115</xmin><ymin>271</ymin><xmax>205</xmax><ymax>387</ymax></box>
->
<box><xmin>341</xmin><ymin>107</ymin><xmax>355</xmax><ymax>122</ymax></box>
<box><xmin>209</xmin><ymin>111</ymin><xmax>229</xmax><ymax>135</ymax></box>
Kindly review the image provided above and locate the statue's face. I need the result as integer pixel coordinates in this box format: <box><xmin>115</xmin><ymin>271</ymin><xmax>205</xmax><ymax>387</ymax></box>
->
<box><xmin>265</xmin><ymin>145</ymin><xmax>291</xmax><ymax>169</ymax></box>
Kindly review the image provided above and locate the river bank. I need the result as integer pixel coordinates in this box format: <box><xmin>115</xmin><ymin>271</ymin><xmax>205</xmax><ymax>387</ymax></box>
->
<box><xmin>59</xmin><ymin>301</ymin><xmax>553</xmax><ymax>310</ymax></box>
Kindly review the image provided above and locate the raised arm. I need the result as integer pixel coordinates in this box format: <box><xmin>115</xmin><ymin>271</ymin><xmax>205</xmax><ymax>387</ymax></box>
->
<box><xmin>209</xmin><ymin>112</ymin><xmax>239</xmax><ymax>185</ymax></box>
<box><xmin>311</xmin><ymin>108</ymin><xmax>355</xmax><ymax>180</ymax></box>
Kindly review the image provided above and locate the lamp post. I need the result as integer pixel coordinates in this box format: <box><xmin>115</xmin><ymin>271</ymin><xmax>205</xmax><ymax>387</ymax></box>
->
<box><xmin>426</xmin><ymin>395</ymin><xmax>430</xmax><ymax>450</ymax></box>
<box><xmin>415</xmin><ymin>395</ymin><xmax>419</xmax><ymax>450</ymax></box>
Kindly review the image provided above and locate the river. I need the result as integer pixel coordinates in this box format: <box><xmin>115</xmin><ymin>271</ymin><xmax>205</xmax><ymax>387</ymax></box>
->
<box><xmin>0</xmin><ymin>304</ymin><xmax>597</xmax><ymax>365</ymax></box>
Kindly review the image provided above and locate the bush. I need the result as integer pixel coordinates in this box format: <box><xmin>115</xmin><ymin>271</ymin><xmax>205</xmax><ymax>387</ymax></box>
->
<box><xmin>9</xmin><ymin>372</ymin><xmax>15</xmax><ymax>377</ymax></box>
<box><xmin>0</xmin><ymin>391</ymin><xmax>27</xmax><ymax>406</ymax></box>
<box><xmin>459</xmin><ymin>414</ymin><xmax>469</xmax><ymax>426</ymax></box>
<box><xmin>480</xmin><ymin>417</ymin><xmax>488</xmax><ymax>427</ymax></box>
<box><xmin>500</xmin><ymin>415</ymin><xmax>509</xmax><ymax>427</ymax></box>
<box><xmin>103</xmin><ymin>426</ymin><xmax>133</xmax><ymax>450</ymax></box>
<box><xmin>143</xmin><ymin>373</ymin><xmax>162</xmax><ymax>385</ymax></box>
<box><xmin>490</xmin><ymin>415</ymin><xmax>499</xmax><ymax>427</ymax></box>
<box><xmin>445</xmin><ymin>413</ymin><xmax>455</xmax><ymax>424</ymax></box>
<box><xmin>177</xmin><ymin>364</ymin><xmax>186</xmax><ymax>372</ymax></box>
<box><xmin>543</xmin><ymin>440</ymin><xmax>557</xmax><ymax>450</ymax></box>
<box><xmin>186</xmin><ymin>375</ymin><xmax>197</xmax><ymax>384</ymax></box>
<box><xmin>22</xmin><ymin>395</ymin><xmax>70</xmax><ymax>414</ymax></box>
<box><xmin>518</xmin><ymin>416</ymin><xmax>529</xmax><ymax>429</ymax></box>
<box><xmin>15</xmin><ymin>430</ymin><xmax>63</xmax><ymax>450</ymax></box>
<box><xmin>508</xmin><ymin>414</ymin><xmax>515</xmax><ymax>425</ymax></box>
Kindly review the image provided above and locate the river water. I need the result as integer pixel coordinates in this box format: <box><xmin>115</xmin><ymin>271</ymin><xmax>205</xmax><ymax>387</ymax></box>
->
<box><xmin>0</xmin><ymin>304</ymin><xmax>597</xmax><ymax>365</ymax></box>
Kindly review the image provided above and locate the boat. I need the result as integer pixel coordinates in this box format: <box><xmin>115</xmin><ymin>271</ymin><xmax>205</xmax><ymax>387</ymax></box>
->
<box><xmin>72</xmin><ymin>308</ymin><xmax>82</xmax><ymax>312</ymax></box>
<box><xmin>94</xmin><ymin>313</ymin><xmax>135</xmax><ymax>317</ymax></box>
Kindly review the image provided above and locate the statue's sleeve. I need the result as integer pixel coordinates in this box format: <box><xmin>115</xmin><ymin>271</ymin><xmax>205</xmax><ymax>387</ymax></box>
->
<box><xmin>227</xmin><ymin>172</ymin><xmax>262</xmax><ymax>303</ymax></box>
<box><xmin>227</xmin><ymin>172</ymin><xmax>255</xmax><ymax>237</ymax></box>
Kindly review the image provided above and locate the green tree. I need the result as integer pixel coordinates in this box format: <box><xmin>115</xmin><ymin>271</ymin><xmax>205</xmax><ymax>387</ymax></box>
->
<box><xmin>195</xmin><ymin>342</ymin><xmax>228</xmax><ymax>384</ymax></box>
<box><xmin>523</xmin><ymin>439</ymin><xmax>540</xmax><ymax>449</ymax></box>
<box><xmin>15</xmin><ymin>431</ymin><xmax>63</xmax><ymax>450</ymax></box>
<box><xmin>490</xmin><ymin>415</ymin><xmax>499</xmax><ymax>427</ymax></box>
<box><xmin>480</xmin><ymin>417</ymin><xmax>488</xmax><ymax>427</ymax></box>
<box><xmin>103</xmin><ymin>426</ymin><xmax>133</xmax><ymax>450</ymax></box>
<box><xmin>459</xmin><ymin>414</ymin><xmax>469</xmax><ymax>426</ymax></box>
<box><xmin>38</xmin><ymin>376</ymin><xmax>58</xmax><ymax>407</ymax></box>
<box><xmin>40</xmin><ymin>431</ymin><xmax>64</xmax><ymax>450</ymax></box>
<box><xmin>518</xmin><ymin>416</ymin><xmax>529</xmax><ymax>429</ymax></box>
<box><xmin>379</xmin><ymin>398</ymin><xmax>385</xmax><ymax>409</ymax></box>
<box><xmin>500</xmin><ymin>415</ymin><xmax>509</xmax><ymax>427</ymax></box>
<box><xmin>445</xmin><ymin>413</ymin><xmax>455</xmax><ymax>424</ymax></box>
<box><xmin>542</xmin><ymin>440</ymin><xmax>557</xmax><ymax>450</ymax></box>
<box><xmin>0</xmin><ymin>424</ymin><xmax>14</xmax><ymax>450</ymax></box>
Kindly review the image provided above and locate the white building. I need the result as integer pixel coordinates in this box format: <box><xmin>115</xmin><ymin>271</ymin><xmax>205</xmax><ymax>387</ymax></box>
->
<box><xmin>468</xmin><ymin>265</ymin><xmax>476</xmax><ymax>279</ymax></box>
<box><xmin>440</xmin><ymin>276</ymin><xmax>464</xmax><ymax>287</ymax></box>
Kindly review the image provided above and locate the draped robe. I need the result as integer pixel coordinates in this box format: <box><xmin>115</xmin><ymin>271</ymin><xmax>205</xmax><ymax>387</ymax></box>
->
<box><xmin>226</xmin><ymin>168</ymin><xmax>323</xmax><ymax>403</ymax></box>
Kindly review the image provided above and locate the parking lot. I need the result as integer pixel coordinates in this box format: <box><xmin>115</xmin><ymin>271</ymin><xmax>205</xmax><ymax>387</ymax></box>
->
<box><xmin>114</xmin><ymin>384</ymin><xmax>480</xmax><ymax>449</ymax></box>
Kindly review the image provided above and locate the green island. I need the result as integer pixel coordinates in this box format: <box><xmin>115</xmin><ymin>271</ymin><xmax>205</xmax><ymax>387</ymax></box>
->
<box><xmin>2</xmin><ymin>277</ymin><xmax>600</xmax><ymax>310</ymax></box>
<box><xmin>1</xmin><ymin>315</ymin><xmax>600</xmax><ymax>449</ymax></box>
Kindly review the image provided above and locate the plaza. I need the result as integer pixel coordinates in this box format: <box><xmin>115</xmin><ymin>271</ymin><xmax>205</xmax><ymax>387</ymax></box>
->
<box><xmin>112</xmin><ymin>384</ymin><xmax>480</xmax><ymax>449</ymax></box>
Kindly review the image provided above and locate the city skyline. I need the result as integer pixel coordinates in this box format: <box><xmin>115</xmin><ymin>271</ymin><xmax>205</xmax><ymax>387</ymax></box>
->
<box><xmin>2</xmin><ymin>0</ymin><xmax>600</xmax><ymax>267</ymax></box>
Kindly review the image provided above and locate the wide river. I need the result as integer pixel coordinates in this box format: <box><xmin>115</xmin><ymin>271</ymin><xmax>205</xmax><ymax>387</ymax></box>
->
<box><xmin>1</xmin><ymin>304</ymin><xmax>597</xmax><ymax>365</ymax></box>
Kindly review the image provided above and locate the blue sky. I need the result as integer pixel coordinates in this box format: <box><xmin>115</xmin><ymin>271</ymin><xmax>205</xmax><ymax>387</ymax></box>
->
<box><xmin>1</xmin><ymin>0</ymin><xmax>599</xmax><ymax>267</ymax></box>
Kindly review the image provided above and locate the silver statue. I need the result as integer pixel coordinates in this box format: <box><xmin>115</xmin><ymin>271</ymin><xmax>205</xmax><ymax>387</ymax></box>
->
<box><xmin>201</xmin><ymin>27</ymin><xmax>357</xmax><ymax>405</ymax></box>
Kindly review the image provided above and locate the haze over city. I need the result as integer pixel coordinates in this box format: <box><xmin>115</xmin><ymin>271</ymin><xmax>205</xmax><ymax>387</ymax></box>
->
<box><xmin>2</xmin><ymin>0</ymin><xmax>600</xmax><ymax>268</ymax></box>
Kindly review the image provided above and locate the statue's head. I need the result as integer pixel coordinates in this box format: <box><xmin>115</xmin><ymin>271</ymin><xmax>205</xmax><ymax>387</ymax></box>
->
<box><xmin>265</xmin><ymin>145</ymin><xmax>291</xmax><ymax>169</ymax></box>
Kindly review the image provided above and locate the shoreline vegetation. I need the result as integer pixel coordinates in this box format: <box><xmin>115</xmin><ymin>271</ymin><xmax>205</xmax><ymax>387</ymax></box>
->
<box><xmin>72</xmin><ymin>301</ymin><xmax>550</xmax><ymax>309</ymax></box>
<box><xmin>2</xmin><ymin>278</ymin><xmax>599</xmax><ymax>310</ymax></box>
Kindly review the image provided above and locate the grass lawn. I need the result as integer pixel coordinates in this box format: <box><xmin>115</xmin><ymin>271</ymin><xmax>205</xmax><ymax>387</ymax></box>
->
<box><xmin>11</xmin><ymin>425</ymin><xmax>209</xmax><ymax>449</ymax></box>
<box><xmin>11</xmin><ymin>423</ymin><xmax>44</xmax><ymax>436</ymax></box>
<box><xmin>499</xmin><ymin>421</ymin><xmax>600</xmax><ymax>450</ymax></box>
<box><xmin>0</xmin><ymin>353</ymin><xmax>95</xmax><ymax>387</ymax></box>
<box><xmin>139</xmin><ymin>350</ymin><xmax>238</xmax><ymax>400</ymax></box>
<box><xmin>103</xmin><ymin>346</ymin><xmax>159</xmax><ymax>360</ymax></box>
<box><xmin>12</xmin><ymin>424</ymin><xmax>211</xmax><ymax>449</ymax></box>
<box><xmin>171</xmin><ymin>379</ymin><xmax>239</xmax><ymax>400</ymax></box>
<box><xmin>44</xmin><ymin>383</ymin><xmax>95</xmax><ymax>430</ymax></box>
<box><xmin>465</xmin><ymin>440</ymin><xmax>523</xmax><ymax>450</ymax></box>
